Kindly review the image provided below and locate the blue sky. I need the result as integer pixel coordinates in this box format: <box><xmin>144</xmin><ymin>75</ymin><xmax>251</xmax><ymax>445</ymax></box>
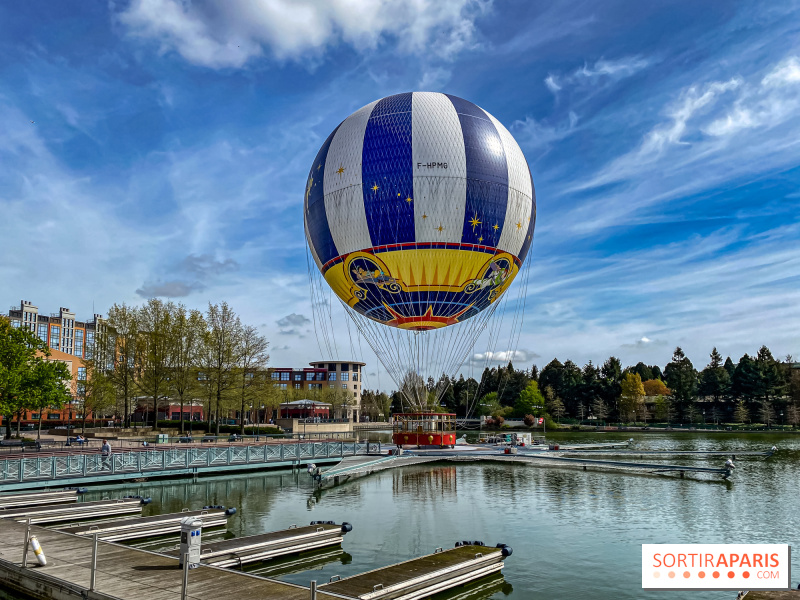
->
<box><xmin>1</xmin><ymin>1</ymin><xmax>799</xmax><ymax>388</ymax></box>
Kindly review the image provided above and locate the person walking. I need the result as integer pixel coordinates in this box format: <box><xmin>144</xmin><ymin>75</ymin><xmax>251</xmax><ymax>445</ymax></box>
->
<box><xmin>101</xmin><ymin>439</ymin><xmax>112</xmax><ymax>470</ymax></box>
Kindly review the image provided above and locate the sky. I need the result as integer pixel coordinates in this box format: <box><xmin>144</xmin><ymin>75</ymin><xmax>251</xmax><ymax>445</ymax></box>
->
<box><xmin>1</xmin><ymin>1</ymin><xmax>799</xmax><ymax>390</ymax></box>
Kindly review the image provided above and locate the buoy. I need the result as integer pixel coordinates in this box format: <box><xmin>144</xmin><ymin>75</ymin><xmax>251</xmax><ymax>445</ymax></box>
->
<box><xmin>501</xmin><ymin>546</ymin><xmax>513</xmax><ymax>557</ymax></box>
<box><xmin>140</xmin><ymin>497</ymin><xmax>152</xmax><ymax>505</ymax></box>
<box><xmin>29</xmin><ymin>536</ymin><xmax>46</xmax><ymax>566</ymax></box>
<box><xmin>225</xmin><ymin>507</ymin><xmax>237</xmax><ymax>516</ymax></box>
<box><xmin>341</xmin><ymin>522</ymin><xmax>353</xmax><ymax>533</ymax></box>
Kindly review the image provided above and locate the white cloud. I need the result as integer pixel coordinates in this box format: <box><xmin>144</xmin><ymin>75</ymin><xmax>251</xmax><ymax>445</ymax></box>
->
<box><xmin>117</xmin><ymin>0</ymin><xmax>491</xmax><ymax>68</ymax></box>
<box><xmin>544</xmin><ymin>74</ymin><xmax>561</xmax><ymax>94</ymax></box>
<box><xmin>470</xmin><ymin>349</ymin><xmax>538</xmax><ymax>365</ymax></box>
<box><xmin>418</xmin><ymin>67</ymin><xmax>452</xmax><ymax>91</ymax></box>
<box><xmin>704</xmin><ymin>57</ymin><xmax>800</xmax><ymax>137</ymax></box>
<box><xmin>576</xmin><ymin>56</ymin><xmax>650</xmax><ymax>79</ymax></box>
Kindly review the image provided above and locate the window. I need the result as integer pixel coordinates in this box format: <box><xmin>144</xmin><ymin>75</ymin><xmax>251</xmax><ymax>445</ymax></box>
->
<box><xmin>279</xmin><ymin>383</ymin><xmax>287</xmax><ymax>389</ymax></box>
<box><xmin>11</xmin><ymin>319</ymin><xmax>20</xmax><ymax>328</ymax></box>
<box><xmin>280</xmin><ymin>372</ymin><xmax>290</xmax><ymax>381</ymax></box>
<box><xmin>342</xmin><ymin>384</ymin><xmax>347</xmax><ymax>389</ymax></box>
<box><xmin>329</xmin><ymin>384</ymin><xmax>334</xmax><ymax>388</ymax></box>
<box><xmin>171</xmin><ymin>412</ymin><xmax>180</xmax><ymax>420</ymax></box>
<box><xmin>85</xmin><ymin>331</ymin><xmax>94</xmax><ymax>359</ymax></box>
<box><xmin>294</xmin><ymin>373</ymin><xmax>302</xmax><ymax>381</ymax></box>
<box><xmin>353</xmin><ymin>392</ymin><xmax>357</xmax><ymax>397</ymax></box>
<box><xmin>197</xmin><ymin>372</ymin><xmax>207</xmax><ymax>381</ymax></box>
<box><xmin>329</xmin><ymin>373</ymin><xmax>337</xmax><ymax>381</ymax></box>
<box><xmin>75</xmin><ymin>330</ymin><xmax>83</xmax><ymax>357</ymax></box>
<box><xmin>306</xmin><ymin>372</ymin><xmax>314</xmax><ymax>381</ymax></box>
<box><xmin>317</xmin><ymin>373</ymin><xmax>325</xmax><ymax>381</ymax></box>
<box><xmin>77</xmin><ymin>383</ymin><xmax>85</xmax><ymax>396</ymax></box>
<box><xmin>31</xmin><ymin>413</ymin><xmax>40</xmax><ymax>420</ymax></box>
<box><xmin>78</xmin><ymin>367</ymin><xmax>86</xmax><ymax>381</ymax></box>
<box><xmin>341</xmin><ymin>373</ymin><xmax>349</xmax><ymax>381</ymax></box>
<box><xmin>271</xmin><ymin>372</ymin><xmax>280</xmax><ymax>380</ymax></box>
<box><xmin>353</xmin><ymin>373</ymin><xmax>358</xmax><ymax>381</ymax></box>
<box><xmin>294</xmin><ymin>383</ymin><xmax>301</xmax><ymax>389</ymax></box>
<box><xmin>38</xmin><ymin>324</ymin><xmax>47</xmax><ymax>342</ymax></box>
<box><xmin>47</xmin><ymin>413</ymin><xmax>60</xmax><ymax>420</ymax></box>
<box><xmin>341</xmin><ymin>363</ymin><xmax>349</xmax><ymax>371</ymax></box>
<box><xmin>50</xmin><ymin>326</ymin><xmax>60</xmax><ymax>349</ymax></box>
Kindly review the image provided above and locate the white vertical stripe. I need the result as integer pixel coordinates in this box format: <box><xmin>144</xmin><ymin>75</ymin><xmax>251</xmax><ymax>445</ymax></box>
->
<box><xmin>412</xmin><ymin>92</ymin><xmax>467</xmax><ymax>244</ymax></box>
<box><xmin>487</xmin><ymin>112</ymin><xmax>533</xmax><ymax>257</ymax></box>
<box><xmin>323</xmin><ymin>99</ymin><xmax>379</xmax><ymax>255</ymax></box>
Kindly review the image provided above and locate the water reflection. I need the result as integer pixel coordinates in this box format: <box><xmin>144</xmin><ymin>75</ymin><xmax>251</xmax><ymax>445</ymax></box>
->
<box><xmin>75</xmin><ymin>432</ymin><xmax>799</xmax><ymax>600</ymax></box>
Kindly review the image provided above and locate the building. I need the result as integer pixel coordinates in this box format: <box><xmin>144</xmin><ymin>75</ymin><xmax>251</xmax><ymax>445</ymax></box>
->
<box><xmin>271</xmin><ymin>361</ymin><xmax>366</xmax><ymax>421</ymax></box>
<box><xmin>3</xmin><ymin>301</ymin><xmax>106</xmax><ymax>425</ymax></box>
<box><xmin>278</xmin><ymin>399</ymin><xmax>331</xmax><ymax>420</ymax></box>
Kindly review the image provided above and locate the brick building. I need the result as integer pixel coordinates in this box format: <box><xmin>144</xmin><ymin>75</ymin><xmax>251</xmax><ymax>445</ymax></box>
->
<box><xmin>4</xmin><ymin>301</ymin><xmax>106</xmax><ymax>425</ymax></box>
<box><xmin>271</xmin><ymin>361</ymin><xmax>366</xmax><ymax>421</ymax></box>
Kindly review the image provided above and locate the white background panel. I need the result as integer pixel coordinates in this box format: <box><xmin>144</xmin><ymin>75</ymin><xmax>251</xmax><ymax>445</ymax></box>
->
<box><xmin>487</xmin><ymin>112</ymin><xmax>533</xmax><ymax>255</ymax></box>
<box><xmin>412</xmin><ymin>92</ymin><xmax>467</xmax><ymax>244</ymax></box>
<box><xmin>324</xmin><ymin>100</ymin><xmax>378</xmax><ymax>254</ymax></box>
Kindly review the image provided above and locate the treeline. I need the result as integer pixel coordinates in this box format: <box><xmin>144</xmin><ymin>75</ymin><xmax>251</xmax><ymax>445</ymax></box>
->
<box><xmin>362</xmin><ymin>346</ymin><xmax>800</xmax><ymax>426</ymax></box>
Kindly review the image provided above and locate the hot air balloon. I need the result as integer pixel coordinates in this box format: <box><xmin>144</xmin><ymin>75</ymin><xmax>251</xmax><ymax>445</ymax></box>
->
<box><xmin>305</xmin><ymin>92</ymin><xmax>535</xmax><ymax>409</ymax></box>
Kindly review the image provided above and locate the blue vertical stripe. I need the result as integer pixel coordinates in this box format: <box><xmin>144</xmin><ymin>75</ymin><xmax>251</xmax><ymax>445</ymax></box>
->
<box><xmin>445</xmin><ymin>95</ymin><xmax>509</xmax><ymax>248</ymax></box>
<box><xmin>518</xmin><ymin>172</ymin><xmax>536</xmax><ymax>263</ymax></box>
<box><xmin>361</xmin><ymin>92</ymin><xmax>415</xmax><ymax>247</ymax></box>
<box><xmin>306</xmin><ymin>124</ymin><xmax>341</xmax><ymax>264</ymax></box>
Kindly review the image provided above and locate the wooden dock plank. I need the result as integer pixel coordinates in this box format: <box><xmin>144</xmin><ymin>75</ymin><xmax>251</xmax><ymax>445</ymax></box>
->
<box><xmin>0</xmin><ymin>519</ymin><xmax>350</xmax><ymax>600</ymax></box>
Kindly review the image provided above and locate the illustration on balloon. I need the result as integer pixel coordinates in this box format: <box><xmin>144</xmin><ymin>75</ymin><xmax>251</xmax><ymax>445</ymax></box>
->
<box><xmin>305</xmin><ymin>92</ymin><xmax>536</xmax><ymax>334</ymax></box>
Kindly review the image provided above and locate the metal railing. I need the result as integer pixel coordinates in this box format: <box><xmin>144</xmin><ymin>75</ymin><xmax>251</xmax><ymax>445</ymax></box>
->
<box><xmin>0</xmin><ymin>441</ymin><xmax>380</xmax><ymax>485</ymax></box>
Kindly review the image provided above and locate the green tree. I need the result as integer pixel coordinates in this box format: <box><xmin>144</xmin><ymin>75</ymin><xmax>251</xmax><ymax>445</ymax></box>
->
<box><xmin>201</xmin><ymin>302</ymin><xmax>243</xmax><ymax>435</ymax></box>
<box><xmin>619</xmin><ymin>372</ymin><xmax>645</xmax><ymax>423</ymax></box>
<box><xmin>104</xmin><ymin>303</ymin><xmax>140</xmax><ymax>427</ymax></box>
<box><xmin>27</xmin><ymin>358</ymin><xmax>72</xmax><ymax>439</ymax></box>
<box><xmin>137</xmin><ymin>299</ymin><xmax>176</xmax><ymax>427</ymax></box>
<box><xmin>236</xmin><ymin>324</ymin><xmax>270</xmax><ymax>434</ymax></box>
<box><xmin>664</xmin><ymin>347</ymin><xmax>697</xmax><ymax>421</ymax></box>
<box><xmin>76</xmin><ymin>361</ymin><xmax>115</xmax><ymax>434</ymax></box>
<box><xmin>515</xmin><ymin>381</ymin><xmax>546</xmax><ymax>417</ymax></box>
<box><xmin>698</xmin><ymin>347</ymin><xmax>730</xmax><ymax>404</ymax></box>
<box><xmin>653</xmin><ymin>395</ymin><xmax>673</xmax><ymax>423</ymax></box>
<box><xmin>1</xmin><ymin>317</ymin><xmax>65</xmax><ymax>439</ymax></box>
<box><xmin>169</xmin><ymin>307</ymin><xmax>206</xmax><ymax>433</ymax></box>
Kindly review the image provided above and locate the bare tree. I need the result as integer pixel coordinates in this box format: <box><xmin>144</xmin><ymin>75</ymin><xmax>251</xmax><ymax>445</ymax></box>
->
<box><xmin>76</xmin><ymin>360</ymin><xmax>115</xmax><ymax>434</ymax></box>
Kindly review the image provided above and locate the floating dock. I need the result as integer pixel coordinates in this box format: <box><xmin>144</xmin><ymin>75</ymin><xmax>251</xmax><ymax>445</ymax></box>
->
<box><xmin>558</xmin><ymin>449</ymin><xmax>774</xmax><ymax>458</ymax></box>
<box><xmin>0</xmin><ymin>490</ymin><xmax>77</xmax><ymax>509</ymax></box>
<box><xmin>172</xmin><ymin>522</ymin><xmax>350</xmax><ymax>568</ymax></box>
<box><xmin>0</xmin><ymin>498</ymin><xmax>142</xmax><ymax>524</ymax></box>
<box><xmin>57</xmin><ymin>508</ymin><xmax>230</xmax><ymax>541</ymax></box>
<box><xmin>319</xmin><ymin>544</ymin><xmax>509</xmax><ymax>600</ymax></box>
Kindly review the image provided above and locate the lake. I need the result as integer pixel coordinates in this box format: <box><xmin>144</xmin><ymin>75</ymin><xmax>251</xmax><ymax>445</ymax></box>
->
<box><xmin>77</xmin><ymin>431</ymin><xmax>800</xmax><ymax>600</ymax></box>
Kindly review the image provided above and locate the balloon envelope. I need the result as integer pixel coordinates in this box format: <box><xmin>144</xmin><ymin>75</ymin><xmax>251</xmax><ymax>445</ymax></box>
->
<box><xmin>305</xmin><ymin>92</ymin><xmax>536</xmax><ymax>330</ymax></box>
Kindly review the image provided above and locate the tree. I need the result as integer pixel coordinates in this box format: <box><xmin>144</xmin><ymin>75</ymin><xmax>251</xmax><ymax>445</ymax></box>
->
<box><xmin>758</xmin><ymin>400</ymin><xmax>776</xmax><ymax>428</ymax></box>
<box><xmin>731</xmin><ymin>354</ymin><xmax>760</xmax><ymax>405</ymax></box>
<box><xmin>104</xmin><ymin>303</ymin><xmax>140</xmax><ymax>427</ymax></box>
<box><xmin>590</xmin><ymin>398</ymin><xmax>607</xmax><ymax>421</ymax></box>
<box><xmin>698</xmin><ymin>347</ymin><xmax>730</xmax><ymax>404</ymax></box>
<box><xmin>619</xmin><ymin>372</ymin><xmax>645</xmax><ymax>423</ymax></box>
<box><xmin>76</xmin><ymin>361</ymin><xmax>115</xmax><ymax>434</ymax></box>
<box><xmin>643</xmin><ymin>379</ymin><xmax>670</xmax><ymax>397</ymax></box>
<box><xmin>169</xmin><ymin>307</ymin><xmax>206</xmax><ymax>433</ymax></box>
<box><xmin>548</xmin><ymin>396</ymin><xmax>565</xmax><ymax>422</ymax></box>
<box><xmin>27</xmin><ymin>358</ymin><xmax>72</xmax><ymax>439</ymax></box>
<box><xmin>515</xmin><ymin>381</ymin><xmax>546</xmax><ymax>418</ymax></box>
<box><xmin>786</xmin><ymin>403</ymin><xmax>799</xmax><ymax>428</ymax></box>
<box><xmin>734</xmin><ymin>400</ymin><xmax>750</xmax><ymax>424</ymax></box>
<box><xmin>653</xmin><ymin>395</ymin><xmax>673</xmax><ymax>424</ymax></box>
<box><xmin>236</xmin><ymin>325</ymin><xmax>270</xmax><ymax>434</ymax></box>
<box><xmin>664</xmin><ymin>347</ymin><xmax>697</xmax><ymax>421</ymax></box>
<box><xmin>137</xmin><ymin>299</ymin><xmax>176</xmax><ymax>427</ymax></box>
<box><xmin>202</xmin><ymin>303</ymin><xmax>243</xmax><ymax>435</ymax></box>
<box><xmin>1</xmin><ymin>317</ymin><xmax>66</xmax><ymax>439</ymax></box>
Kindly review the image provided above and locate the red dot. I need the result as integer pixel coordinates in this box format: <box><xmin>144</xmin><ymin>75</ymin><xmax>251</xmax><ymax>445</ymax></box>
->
<box><xmin>728</xmin><ymin>571</ymin><xmax>735</xmax><ymax>579</ymax></box>
<box><xmin>712</xmin><ymin>571</ymin><xmax>720</xmax><ymax>579</ymax></box>
<box><xmin>668</xmin><ymin>571</ymin><xmax>676</xmax><ymax>579</ymax></box>
<box><xmin>699</xmin><ymin>571</ymin><xmax>706</xmax><ymax>579</ymax></box>
<box><xmin>683</xmin><ymin>571</ymin><xmax>691</xmax><ymax>578</ymax></box>
<box><xmin>743</xmin><ymin>571</ymin><xmax>750</xmax><ymax>579</ymax></box>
